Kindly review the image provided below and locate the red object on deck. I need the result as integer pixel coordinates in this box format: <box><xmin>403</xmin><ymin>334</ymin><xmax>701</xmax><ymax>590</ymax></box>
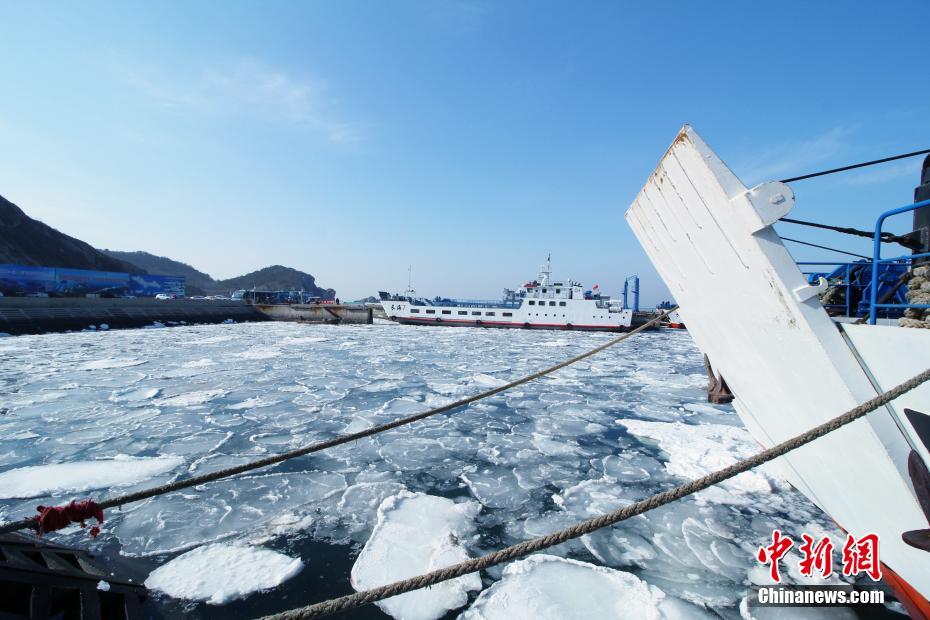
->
<box><xmin>30</xmin><ymin>500</ymin><xmax>104</xmax><ymax>538</ymax></box>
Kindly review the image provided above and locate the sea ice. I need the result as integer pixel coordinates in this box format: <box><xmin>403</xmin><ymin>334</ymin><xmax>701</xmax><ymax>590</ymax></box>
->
<box><xmin>0</xmin><ymin>454</ymin><xmax>184</xmax><ymax>499</ymax></box>
<box><xmin>144</xmin><ymin>543</ymin><xmax>303</xmax><ymax>604</ymax></box>
<box><xmin>618</xmin><ymin>419</ymin><xmax>776</xmax><ymax>500</ymax></box>
<box><xmin>0</xmin><ymin>324</ymin><xmax>850</xmax><ymax>618</ymax></box>
<box><xmin>460</xmin><ymin>554</ymin><xmax>665</xmax><ymax>620</ymax></box>
<box><xmin>351</xmin><ymin>491</ymin><xmax>481</xmax><ymax>620</ymax></box>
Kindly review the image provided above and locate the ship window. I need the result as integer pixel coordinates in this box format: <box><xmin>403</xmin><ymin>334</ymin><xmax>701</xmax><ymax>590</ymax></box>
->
<box><xmin>549</xmin><ymin>301</ymin><xmax>556</xmax><ymax>306</ymax></box>
<box><xmin>528</xmin><ymin>300</ymin><xmax>535</xmax><ymax>305</ymax></box>
<box><xmin>556</xmin><ymin>289</ymin><xmax>560</xmax><ymax>294</ymax></box>
<box><xmin>442</xmin><ymin>310</ymin><xmax>451</xmax><ymax>314</ymax></box>
<box><xmin>503</xmin><ymin>312</ymin><xmax>512</xmax><ymax>317</ymax></box>
<box><xmin>472</xmin><ymin>311</ymin><xmax>481</xmax><ymax>316</ymax></box>
<box><xmin>411</xmin><ymin>309</ymin><xmax>420</xmax><ymax>313</ymax></box>
<box><xmin>542</xmin><ymin>288</ymin><xmax>547</xmax><ymax>293</ymax></box>
<box><xmin>486</xmin><ymin>312</ymin><xmax>495</xmax><ymax>316</ymax></box>
<box><xmin>458</xmin><ymin>311</ymin><xmax>467</xmax><ymax>315</ymax></box>
<box><xmin>559</xmin><ymin>301</ymin><xmax>566</xmax><ymax>306</ymax></box>
<box><xmin>426</xmin><ymin>309</ymin><xmax>435</xmax><ymax>314</ymax></box>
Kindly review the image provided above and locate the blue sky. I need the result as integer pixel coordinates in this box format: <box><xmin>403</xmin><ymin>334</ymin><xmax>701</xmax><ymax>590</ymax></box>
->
<box><xmin>1</xmin><ymin>2</ymin><xmax>929</xmax><ymax>302</ymax></box>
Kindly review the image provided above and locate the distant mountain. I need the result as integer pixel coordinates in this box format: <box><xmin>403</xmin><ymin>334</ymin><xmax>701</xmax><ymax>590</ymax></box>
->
<box><xmin>217</xmin><ymin>265</ymin><xmax>336</xmax><ymax>299</ymax></box>
<box><xmin>0</xmin><ymin>193</ymin><xmax>336</xmax><ymax>299</ymax></box>
<box><xmin>0</xmin><ymin>194</ymin><xmax>144</xmax><ymax>273</ymax></box>
<box><xmin>102</xmin><ymin>252</ymin><xmax>335</xmax><ymax>300</ymax></box>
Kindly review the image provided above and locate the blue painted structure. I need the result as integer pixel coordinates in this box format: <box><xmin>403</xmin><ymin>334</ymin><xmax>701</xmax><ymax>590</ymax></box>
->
<box><xmin>622</xmin><ymin>275</ymin><xmax>640</xmax><ymax>312</ymax></box>
<box><xmin>799</xmin><ymin>260</ymin><xmax>910</xmax><ymax>320</ymax></box>
<box><xmin>869</xmin><ymin>199</ymin><xmax>930</xmax><ymax>324</ymax></box>
<box><xmin>0</xmin><ymin>264</ymin><xmax>185</xmax><ymax>297</ymax></box>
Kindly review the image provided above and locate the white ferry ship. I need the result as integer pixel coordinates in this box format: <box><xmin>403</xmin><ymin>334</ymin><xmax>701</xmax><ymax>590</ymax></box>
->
<box><xmin>379</xmin><ymin>260</ymin><xmax>633</xmax><ymax>332</ymax></box>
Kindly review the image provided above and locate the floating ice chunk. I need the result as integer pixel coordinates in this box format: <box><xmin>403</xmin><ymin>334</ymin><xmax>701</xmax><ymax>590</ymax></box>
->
<box><xmin>0</xmin><ymin>454</ymin><xmax>184</xmax><ymax>499</ymax></box>
<box><xmin>461</xmin><ymin>467</ymin><xmax>526</xmax><ymax>509</ymax></box>
<box><xmin>470</xmin><ymin>374</ymin><xmax>506</xmax><ymax>388</ymax></box>
<box><xmin>145</xmin><ymin>543</ymin><xmax>302</xmax><ymax>605</ymax></box>
<box><xmin>109</xmin><ymin>387</ymin><xmax>160</xmax><ymax>402</ymax></box>
<box><xmin>79</xmin><ymin>358</ymin><xmax>146</xmax><ymax>370</ymax></box>
<box><xmin>351</xmin><ymin>491</ymin><xmax>481</xmax><ymax>620</ymax></box>
<box><xmin>182</xmin><ymin>358</ymin><xmax>215</xmax><ymax>368</ymax></box>
<box><xmin>157</xmin><ymin>389</ymin><xmax>226</xmax><ymax>407</ymax></box>
<box><xmin>461</xmin><ymin>554</ymin><xmax>665</xmax><ymax>620</ymax></box>
<box><xmin>116</xmin><ymin>471</ymin><xmax>346</xmax><ymax>556</ymax></box>
<box><xmin>336</xmin><ymin>481</ymin><xmax>406</xmax><ymax>541</ymax></box>
<box><xmin>236</xmin><ymin>346</ymin><xmax>281</xmax><ymax>360</ymax></box>
<box><xmin>227</xmin><ymin>396</ymin><xmax>280</xmax><ymax>410</ymax></box>
<box><xmin>619</xmin><ymin>420</ymin><xmax>775</xmax><ymax>498</ymax></box>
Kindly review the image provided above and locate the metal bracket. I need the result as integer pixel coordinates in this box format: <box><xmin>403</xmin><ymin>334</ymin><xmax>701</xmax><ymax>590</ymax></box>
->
<box><xmin>793</xmin><ymin>277</ymin><xmax>828</xmax><ymax>302</ymax></box>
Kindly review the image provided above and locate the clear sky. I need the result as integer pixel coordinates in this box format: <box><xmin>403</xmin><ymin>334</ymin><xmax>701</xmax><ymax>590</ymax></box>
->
<box><xmin>2</xmin><ymin>2</ymin><xmax>929</xmax><ymax>303</ymax></box>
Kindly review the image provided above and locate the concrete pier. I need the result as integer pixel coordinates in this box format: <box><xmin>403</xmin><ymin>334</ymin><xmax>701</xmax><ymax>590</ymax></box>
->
<box><xmin>0</xmin><ymin>298</ymin><xmax>267</xmax><ymax>335</ymax></box>
<box><xmin>252</xmin><ymin>303</ymin><xmax>374</xmax><ymax>324</ymax></box>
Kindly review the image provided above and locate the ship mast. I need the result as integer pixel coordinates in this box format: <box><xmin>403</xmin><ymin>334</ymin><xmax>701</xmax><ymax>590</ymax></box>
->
<box><xmin>404</xmin><ymin>265</ymin><xmax>416</xmax><ymax>297</ymax></box>
<box><xmin>538</xmin><ymin>254</ymin><xmax>552</xmax><ymax>286</ymax></box>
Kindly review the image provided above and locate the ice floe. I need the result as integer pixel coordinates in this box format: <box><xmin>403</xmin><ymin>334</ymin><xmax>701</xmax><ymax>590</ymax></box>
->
<box><xmin>618</xmin><ymin>419</ymin><xmax>778</xmax><ymax>500</ymax></box>
<box><xmin>461</xmin><ymin>554</ymin><xmax>665</xmax><ymax>620</ymax></box>
<box><xmin>144</xmin><ymin>543</ymin><xmax>302</xmax><ymax>604</ymax></box>
<box><xmin>0</xmin><ymin>454</ymin><xmax>184</xmax><ymax>499</ymax></box>
<box><xmin>0</xmin><ymin>324</ymin><xmax>849</xmax><ymax>617</ymax></box>
<box><xmin>351</xmin><ymin>491</ymin><xmax>481</xmax><ymax>620</ymax></box>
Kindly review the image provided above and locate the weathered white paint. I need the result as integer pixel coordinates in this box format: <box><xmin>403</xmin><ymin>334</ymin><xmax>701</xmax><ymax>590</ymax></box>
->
<box><xmin>625</xmin><ymin>125</ymin><xmax>929</xmax><ymax>599</ymax></box>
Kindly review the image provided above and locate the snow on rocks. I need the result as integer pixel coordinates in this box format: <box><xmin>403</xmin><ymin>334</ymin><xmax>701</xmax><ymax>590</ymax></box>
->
<box><xmin>351</xmin><ymin>490</ymin><xmax>481</xmax><ymax>620</ymax></box>
<box><xmin>144</xmin><ymin>543</ymin><xmax>302</xmax><ymax>605</ymax></box>
<box><xmin>460</xmin><ymin>554</ymin><xmax>666</xmax><ymax>620</ymax></box>
<box><xmin>0</xmin><ymin>454</ymin><xmax>184</xmax><ymax>499</ymax></box>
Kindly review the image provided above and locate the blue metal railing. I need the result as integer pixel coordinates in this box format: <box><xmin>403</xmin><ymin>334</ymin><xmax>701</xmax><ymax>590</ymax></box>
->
<box><xmin>798</xmin><ymin>260</ymin><xmax>911</xmax><ymax>319</ymax></box>
<box><xmin>869</xmin><ymin>199</ymin><xmax>930</xmax><ymax>324</ymax></box>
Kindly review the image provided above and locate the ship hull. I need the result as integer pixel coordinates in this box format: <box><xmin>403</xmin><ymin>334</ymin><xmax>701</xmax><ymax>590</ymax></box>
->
<box><xmin>389</xmin><ymin>315</ymin><xmax>632</xmax><ymax>332</ymax></box>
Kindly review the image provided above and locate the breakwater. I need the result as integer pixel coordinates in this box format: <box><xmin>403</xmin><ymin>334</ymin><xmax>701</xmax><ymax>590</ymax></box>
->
<box><xmin>0</xmin><ymin>298</ymin><xmax>267</xmax><ymax>335</ymax></box>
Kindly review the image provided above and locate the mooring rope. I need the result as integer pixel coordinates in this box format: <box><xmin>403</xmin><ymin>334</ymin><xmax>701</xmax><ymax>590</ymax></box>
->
<box><xmin>260</xmin><ymin>366</ymin><xmax>930</xmax><ymax>620</ymax></box>
<box><xmin>0</xmin><ymin>309</ymin><xmax>674</xmax><ymax>536</ymax></box>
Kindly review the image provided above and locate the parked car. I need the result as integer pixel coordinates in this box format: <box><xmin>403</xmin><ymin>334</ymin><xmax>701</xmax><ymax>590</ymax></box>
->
<box><xmin>155</xmin><ymin>293</ymin><xmax>173</xmax><ymax>300</ymax></box>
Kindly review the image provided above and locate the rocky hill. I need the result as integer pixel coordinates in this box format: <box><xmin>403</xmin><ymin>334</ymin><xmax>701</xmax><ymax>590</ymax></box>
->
<box><xmin>1</xmin><ymin>193</ymin><xmax>336</xmax><ymax>299</ymax></box>
<box><xmin>0</xmin><ymin>194</ymin><xmax>144</xmax><ymax>273</ymax></box>
<box><xmin>216</xmin><ymin>265</ymin><xmax>335</xmax><ymax>299</ymax></box>
<box><xmin>102</xmin><ymin>252</ymin><xmax>335</xmax><ymax>299</ymax></box>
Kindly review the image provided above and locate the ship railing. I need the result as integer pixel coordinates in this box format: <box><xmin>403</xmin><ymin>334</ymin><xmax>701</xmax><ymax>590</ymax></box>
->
<box><xmin>430</xmin><ymin>299</ymin><xmax>523</xmax><ymax>309</ymax></box>
<box><xmin>797</xmin><ymin>260</ymin><xmax>909</xmax><ymax>320</ymax></box>
<box><xmin>869</xmin><ymin>198</ymin><xmax>930</xmax><ymax>324</ymax></box>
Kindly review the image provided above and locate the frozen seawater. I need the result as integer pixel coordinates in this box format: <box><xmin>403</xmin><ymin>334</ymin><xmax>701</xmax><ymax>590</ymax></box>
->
<box><xmin>351</xmin><ymin>491</ymin><xmax>481</xmax><ymax>620</ymax></box>
<box><xmin>0</xmin><ymin>323</ymin><xmax>853</xmax><ymax>618</ymax></box>
<box><xmin>0</xmin><ymin>454</ymin><xmax>184</xmax><ymax>499</ymax></box>
<box><xmin>460</xmin><ymin>554</ymin><xmax>665</xmax><ymax>620</ymax></box>
<box><xmin>144</xmin><ymin>543</ymin><xmax>303</xmax><ymax>604</ymax></box>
